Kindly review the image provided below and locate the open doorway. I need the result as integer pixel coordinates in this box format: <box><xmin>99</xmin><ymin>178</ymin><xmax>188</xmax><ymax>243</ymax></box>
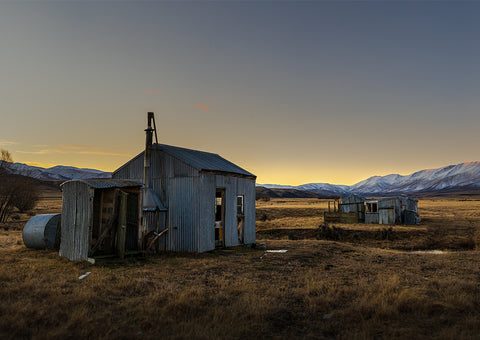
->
<box><xmin>237</xmin><ymin>195</ymin><xmax>244</xmax><ymax>244</ymax></box>
<box><xmin>215</xmin><ymin>189</ymin><xmax>225</xmax><ymax>247</ymax></box>
<box><xmin>91</xmin><ymin>188</ymin><xmax>140</xmax><ymax>258</ymax></box>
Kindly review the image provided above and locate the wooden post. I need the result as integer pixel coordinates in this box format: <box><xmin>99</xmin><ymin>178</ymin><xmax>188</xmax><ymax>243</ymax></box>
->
<box><xmin>116</xmin><ymin>191</ymin><xmax>128</xmax><ymax>259</ymax></box>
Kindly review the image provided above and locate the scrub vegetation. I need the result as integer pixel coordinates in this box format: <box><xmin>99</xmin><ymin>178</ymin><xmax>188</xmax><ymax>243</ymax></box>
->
<box><xmin>1</xmin><ymin>189</ymin><xmax>480</xmax><ymax>339</ymax></box>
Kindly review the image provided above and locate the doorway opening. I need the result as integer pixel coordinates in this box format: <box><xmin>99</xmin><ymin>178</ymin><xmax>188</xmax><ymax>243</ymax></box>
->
<box><xmin>215</xmin><ymin>189</ymin><xmax>225</xmax><ymax>247</ymax></box>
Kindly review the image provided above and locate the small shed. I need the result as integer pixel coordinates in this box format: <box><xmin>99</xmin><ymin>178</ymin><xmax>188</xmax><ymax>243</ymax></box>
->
<box><xmin>59</xmin><ymin>179</ymin><xmax>142</xmax><ymax>261</ymax></box>
<box><xmin>326</xmin><ymin>194</ymin><xmax>419</xmax><ymax>225</ymax></box>
<box><xmin>113</xmin><ymin>144</ymin><xmax>257</xmax><ymax>252</ymax></box>
<box><xmin>366</xmin><ymin>196</ymin><xmax>419</xmax><ymax>225</ymax></box>
<box><xmin>112</xmin><ymin>113</ymin><xmax>257</xmax><ymax>253</ymax></box>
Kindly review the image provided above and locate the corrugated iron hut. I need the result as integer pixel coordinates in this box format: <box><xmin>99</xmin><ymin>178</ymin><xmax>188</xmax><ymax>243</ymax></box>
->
<box><xmin>112</xmin><ymin>112</ymin><xmax>256</xmax><ymax>253</ymax></box>
<box><xmin>325</xmin><ymin>194</ymin><xmax>419</xmax><ymax>225</ymax></box>
<box><xmin>365</xmin><ymin>196</ymin><xmax>419</xmax><ymax>224</ymax></box>
<box><xmin>59</xmin><ymin>179</ymin><xmax>142</xmax><ymax>261</ymax></box>
<box><xmin>339</xmin><ymin>194</ymin><xmax>366</xmax><ymax>223</ymax></box>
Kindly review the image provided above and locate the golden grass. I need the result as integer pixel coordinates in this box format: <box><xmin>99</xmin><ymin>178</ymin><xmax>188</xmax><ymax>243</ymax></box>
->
<box><xmin>1</xmin><ymin>195</ymin><xmax>480</xmax><ymax>338</ymax></box>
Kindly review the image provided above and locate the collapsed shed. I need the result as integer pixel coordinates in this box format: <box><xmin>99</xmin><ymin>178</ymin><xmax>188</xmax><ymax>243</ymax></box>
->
<box><xmin>325</xmin><ymin>194</ymin><xmax>419</xmax><ymax>225</ymax></box>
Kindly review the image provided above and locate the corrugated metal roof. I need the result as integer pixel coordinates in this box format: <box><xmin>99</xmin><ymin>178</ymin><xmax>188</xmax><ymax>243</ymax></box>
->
<box><xmin>60</xmin><ymin>178</ymin><xmax>142</xmax><ymax>189</ymax></box>
<box><xmin>112</xmin><ymin>144</ymin><xmax>256</xmax><ymax>178</ymax></box>
<box><xmin>154</xmin><ymin>144</ymin><xmax>255</xmax><ymax>178</ymax></box>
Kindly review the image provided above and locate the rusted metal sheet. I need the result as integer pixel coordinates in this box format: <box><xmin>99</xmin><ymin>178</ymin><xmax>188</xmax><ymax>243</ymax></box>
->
<box><xmin>23</xmin><ymin>213</ymin><xmax>61</xmax><ymax>249</ymax></box>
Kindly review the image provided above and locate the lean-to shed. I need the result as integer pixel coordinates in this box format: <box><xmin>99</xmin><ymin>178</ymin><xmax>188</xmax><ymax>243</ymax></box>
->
<box><xmin>112</xmin><ymin>113</ymin><xmax>256</xmax><ymax>253</ymax></box>
<box><xmin>59</xmin><ymin>179</ymin><xmax>142</xmax><ymax>261</ymax></box>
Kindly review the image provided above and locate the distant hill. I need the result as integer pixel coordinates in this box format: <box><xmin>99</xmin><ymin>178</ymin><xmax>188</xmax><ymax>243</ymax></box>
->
<box><xmin>255</xmin><ymin>186</ymin><xmax>336</xmax><ymax>199</ymax></box>
<box><xmin>0</xmin><ymin>161</ymin><xmax>111</xmax><ymax>181</ymax></box>
<box><xmin>260</xmin><ymin>161</ymin><xmax>480</xmax><ymax>196</ymax></box>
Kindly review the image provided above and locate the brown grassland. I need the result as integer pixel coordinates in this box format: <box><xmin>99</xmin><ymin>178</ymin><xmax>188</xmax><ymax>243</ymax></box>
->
<box><xmin>2</xmin><ymin>188</ymin><xmax>480</xmax><ymax>339</ymax></box>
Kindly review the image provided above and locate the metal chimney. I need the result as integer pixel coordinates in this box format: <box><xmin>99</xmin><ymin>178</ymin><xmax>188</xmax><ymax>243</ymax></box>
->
<box><xmin>144</xmin><ymin>112</ymin><xmax>154</xmax><ymax>190</ymax></box>
<box><xmin>142</xmin><ymin>112</ymin><xmax>165</xmax><ymax>214</ymax></box>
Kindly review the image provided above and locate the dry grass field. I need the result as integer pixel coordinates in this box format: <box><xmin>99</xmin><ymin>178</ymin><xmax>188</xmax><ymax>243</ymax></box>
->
<box><xmin>2</xmin><ymin>191</ymin><xmax>480</xmax><ymax>339</ymax></box>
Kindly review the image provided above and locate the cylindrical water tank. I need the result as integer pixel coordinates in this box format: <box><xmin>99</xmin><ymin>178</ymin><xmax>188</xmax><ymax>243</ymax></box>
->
<box><xmin>23</xmin><ymin>214</ymin><xmax>61</xmax><ymax>249</ymax></box>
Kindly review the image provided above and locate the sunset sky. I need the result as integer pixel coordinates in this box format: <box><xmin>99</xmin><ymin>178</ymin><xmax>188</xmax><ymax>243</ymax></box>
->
<box><xmin>1</xmin><ymin>1</ymin><xmax>479</xmax><ymax>185</ymax></box>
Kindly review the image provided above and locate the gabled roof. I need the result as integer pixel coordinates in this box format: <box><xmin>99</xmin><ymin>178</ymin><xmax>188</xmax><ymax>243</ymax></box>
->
<box><xmin>114</xmin><ymin>144</ymin><xmax>255</xmax><ymax>178</ymax></box>
<box><xmin>154</xmin><ymin>144</ymin><xmax>255</xmax><ymax>178</ymax></box>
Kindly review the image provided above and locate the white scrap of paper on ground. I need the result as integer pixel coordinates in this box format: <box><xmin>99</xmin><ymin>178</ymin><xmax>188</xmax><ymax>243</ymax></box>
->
<box><xmin>266</xmin><ymin>250</ymin><xmax>288</xmax><ymax>253</ymax></box>
<box><xmin>79</xmin><ymin>272</ymin><xmax>91</xmax><ymax>280</ymax></box>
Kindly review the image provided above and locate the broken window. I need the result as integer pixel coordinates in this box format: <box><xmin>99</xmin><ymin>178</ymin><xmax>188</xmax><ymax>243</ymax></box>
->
<box><xmin>366</xmin><ymin>202</ymin><xmax>378</xmax><ymax>213</ymax></box>
<box><xmin>215</xmin><ymin>191</ymin><xmax>223</xmax><ymax>222</ymax></box>
<box><xmin>237</xmin><ymin>195</ymin><xmax>244</xmax><ymax>215</ymax></box>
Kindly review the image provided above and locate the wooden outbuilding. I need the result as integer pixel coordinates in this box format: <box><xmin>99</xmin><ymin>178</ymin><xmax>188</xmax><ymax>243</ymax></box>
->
<box><xmin>59</xmin><ymin>179</ymin><xmax>142</xmax><ymax>261</ymax></box>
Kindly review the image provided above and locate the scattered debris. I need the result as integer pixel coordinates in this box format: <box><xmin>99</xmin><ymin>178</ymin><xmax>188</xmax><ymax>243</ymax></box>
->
<box><xmin>411</xmin><ymin>250</ymin><xmax>444</xmax><ymax>255</ymax></box>
<box><xmin>78</xmin><ymin>272</ymin><xmax>91</xmax><ymax>280</ymax></box>
<box><xmin>87</xmin><ymin>258</ymin><xmax>95</xmax><ymax>265</ymax></box>
<box><xmin>260</xmin><ymin>249</ymin><xmax>288</xmax><ymax>259</ymax></box>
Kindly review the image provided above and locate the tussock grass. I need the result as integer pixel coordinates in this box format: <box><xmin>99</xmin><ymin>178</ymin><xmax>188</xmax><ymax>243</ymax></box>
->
<box><xmin>2</xmin><ymin>195</ymin><xmax>480</xmax><ymax>338</ymax></box>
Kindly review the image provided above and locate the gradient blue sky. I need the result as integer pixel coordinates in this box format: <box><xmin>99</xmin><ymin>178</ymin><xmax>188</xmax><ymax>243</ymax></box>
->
<box><xmin>1</xmin><ymin>1</ymin><xmax>479</xmax><ymax>185</ymax></box>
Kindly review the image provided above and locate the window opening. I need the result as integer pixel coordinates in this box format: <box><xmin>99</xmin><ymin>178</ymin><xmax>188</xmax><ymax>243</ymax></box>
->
<box><xmin>366</xmin><ymin>202</ymin><xmax>378</xmax><ymax>213</ymax></box>
<box><xmin>237</xmin><ymin>195</ymin><xmax>244</xmax><ymax>215</ymax></box>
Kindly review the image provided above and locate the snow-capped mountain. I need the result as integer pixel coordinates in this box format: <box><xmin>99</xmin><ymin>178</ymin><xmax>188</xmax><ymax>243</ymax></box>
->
<box><xmin>259</xmin><ymin>161</ymin><xmax>480</xmax><ymax>195</ymax></box>
<box><xmin>0</xmin><ymin>161</ymin><xmax>111</xmax><ymax>181</ymax></box>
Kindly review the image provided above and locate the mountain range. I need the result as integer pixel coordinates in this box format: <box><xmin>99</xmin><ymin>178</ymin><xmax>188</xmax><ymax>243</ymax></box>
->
<box><xmin>2</xmin><ymin>160</ymin><xmax>480</xmax><ymax>196</ymax></box>
<box><xmin>0</xmin><ymin>161</ymin><xmax>111</xmax><ymax>181</ymax></box>
<box><xmin>260</xmin><ymin>161</ymin><xmax>480</xmax><ymax>196</ymax></box>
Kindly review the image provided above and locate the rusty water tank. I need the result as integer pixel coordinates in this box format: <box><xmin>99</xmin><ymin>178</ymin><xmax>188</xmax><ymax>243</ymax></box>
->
<box><xmin>23</xmin><ymin>214</ymin><xmax>61</xmax><ymax>249</ymax></box>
